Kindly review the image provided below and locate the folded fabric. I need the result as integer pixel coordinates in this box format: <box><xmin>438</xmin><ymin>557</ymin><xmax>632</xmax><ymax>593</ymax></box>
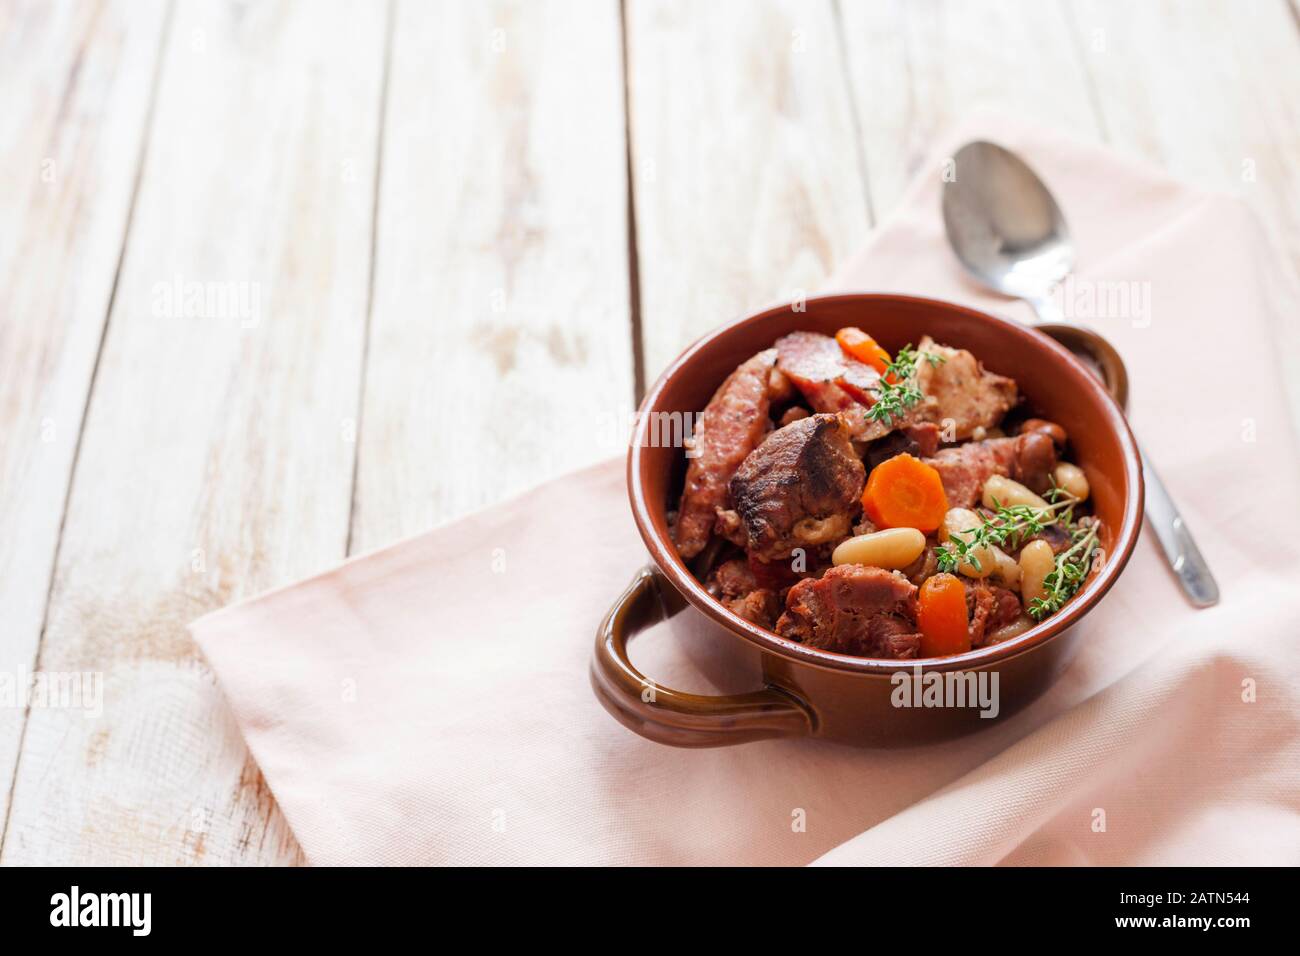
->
<box><xmin>193</xmin><ymin>110</ymin><xmax>1300</xmax><ymax>866</ymax></box>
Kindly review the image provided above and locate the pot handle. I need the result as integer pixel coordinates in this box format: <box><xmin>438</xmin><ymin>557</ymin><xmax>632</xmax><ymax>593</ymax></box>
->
<box><xmin>1035</xmin><ymin>322</ymin><xmax>1130</xmax><ymax>409</ymax></box>
<box><xmin>590</xmin><ymin>566</ymin><xmax>815</xmax><ymax>748</ymax></box>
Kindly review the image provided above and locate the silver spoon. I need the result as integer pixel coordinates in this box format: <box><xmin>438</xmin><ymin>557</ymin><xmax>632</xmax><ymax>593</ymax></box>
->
<box><xmin>942</xmin><ymin>140</ymin><xmax>1218</xmax><ymax>608</ymax></box>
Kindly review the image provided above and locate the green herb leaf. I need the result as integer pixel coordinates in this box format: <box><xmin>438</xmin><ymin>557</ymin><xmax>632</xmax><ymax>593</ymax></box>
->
<box><xmin>865</xmin><ymin>344</ymin><xmax>942</xmax><ymax>426</ymax></box>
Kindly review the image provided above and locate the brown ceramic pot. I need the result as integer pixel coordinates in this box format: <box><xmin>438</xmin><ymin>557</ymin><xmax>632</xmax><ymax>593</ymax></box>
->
<box><xmin>591</xmin><ymin>294</ymin><xmax>1143</xmax><ymax>748</ymax></box>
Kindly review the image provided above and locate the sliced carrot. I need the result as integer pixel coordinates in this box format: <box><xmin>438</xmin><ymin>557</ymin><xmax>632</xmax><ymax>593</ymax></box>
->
<box><xmin>917</xmin><ymin>573</ymin><xmax>971</xmax><ymax>657</ymax></box>
<box><xmin>835</xmin><ymin>327</ymin><xmax>891</xmax><ymax>375</ymax></box>
<box><xmin>860</xmin><ymin>453</ymin><xmax>949</xmax><ymax>532</ymax></box>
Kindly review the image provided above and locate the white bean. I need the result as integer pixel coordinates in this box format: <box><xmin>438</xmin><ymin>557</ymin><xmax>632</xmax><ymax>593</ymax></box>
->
<box><xmin>1019</xmin><ymin>539</ymin><xmax>1056</xmax><ymax>607</ymax></box>
<box><xmin>939</xmin><ymin>507</ymin><xmax>995</xmax><ymax>578</ymax></box>
<box><xmin>832</xmin><ymin>527</ymin><xmax>926</xmax><ymax>570</ymax></box>
<box><xmin>988</xmin><ymin>546</ymin><xmax>1022</xmax><ymax>590</ymax></box>
<box><xmin>1053</xmin><ymin>461</ymin><xmax>1090</xmax><ymax>501</ymax></box>
<box><xmin>982</xmin><ymin>474</ymin><xmax>1048</xmax><ymax>511</ymax></box>
<box><xmin>987</xmin><ymin>613</ymin><xmax>1036</xmax><ymax>644</ymax></box>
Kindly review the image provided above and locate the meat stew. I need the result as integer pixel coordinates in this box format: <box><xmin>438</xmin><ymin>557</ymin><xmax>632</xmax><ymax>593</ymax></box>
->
<box><xmin>671</xmin><ymin>327</ymin><xmax>1103</xmax><ymax>660</ymax></box>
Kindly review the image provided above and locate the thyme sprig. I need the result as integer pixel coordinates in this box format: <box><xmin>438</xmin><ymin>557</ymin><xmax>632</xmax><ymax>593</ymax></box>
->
<box><xmin>864</xmin><ymin>345</ymin><xmax>944</xmax><ymax>426</ymax></box>
<box><xmin>934</xmin><ymin>496</ymin><xmax>1079</xmax><ymax>574</ymax></box>
<box><xmin>1027</xmin><ymin>521</ymin><xmax>1102</xmax><ymax>620</ymax></box>
<box><xmin>934</xmin><ymin>495</ymin><xmax>1103</xmax><ymax>621</ymax></box>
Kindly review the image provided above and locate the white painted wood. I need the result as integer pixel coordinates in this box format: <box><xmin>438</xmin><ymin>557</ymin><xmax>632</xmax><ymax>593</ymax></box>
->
<box><xmin>3</xmin><ymin>0</ymin><xmax>1299</xmax><ymax>865</ymax></box>
<box><xmin>1067</xmin><ymin>0</ymin><xmax>1300</xmax><ymax>422</ymax></box>
<box><xmin>350</xmin><ymin>0</ymin><xmax>636</xmax><ymax>554</ymax></box>
<box><xmin>837</xmin><ymin>0</ymin><xmax>1102</xmax><ymax>219</ymax></box>
<box><xmin>1070</xmin><ymin>0</ymin><xmax>1300</xmax><ymax>264</ymax></box>
<box><xmin>0</xmin><ymin>0</ymin><xmax>168</xmax><ymax>834</ymax></box>
<box><xmin>0</xmin><ymin>0</ymin><xmax>388</xmax><ymax>865</ymax></box>
<box><xmin>625</xmin><ymin>0</ymin><xmax>872</xmax><ymax>379</ymax></box>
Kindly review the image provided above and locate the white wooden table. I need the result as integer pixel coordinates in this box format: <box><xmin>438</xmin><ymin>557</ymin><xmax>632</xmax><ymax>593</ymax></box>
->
<box><xmin>2</xmin><ymin>0</ymin><xmax>1297</xmax><ymax>865</ymax></box>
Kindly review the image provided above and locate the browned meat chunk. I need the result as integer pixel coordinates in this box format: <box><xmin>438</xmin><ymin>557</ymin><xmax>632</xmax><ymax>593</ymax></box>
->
<box><xmin>709</xmin><ymin>557</ymin><xmax>756</xmax><ymax>596</ymax></box>
<box><xmin>1008</xmin><ymin>431</ymin><xmax>1058</xmax><ymax>492</ymax></box>
<box><xmin>863</xmin><ymin>615</ymin><xmax>924</xmax><ymax>660</ymax></box>
<box><xmin>911</xmin><ymin>336</ymin><xmax>1017</xmax><ymax>440</ymax></box>
<box><xmin>777</xmin><ymin>405</ymin><xmax>810</xmax><ymax>427</ymax></box>
<box><xmin>1019</xmin><ymin>418</ymin><xmax>1068</xmax><ymax>448</ymax></box>
<box><xmin>673</xmin><ymin>349</ymin><xmax>776</xmax><ymax>559</ymax></box>
<box><xmin>903</xmin><ymin>422</ymin><xmax>942</xmax><ymax>458</ymax></box>
<box><xmin>707</xmin><ymin>558</ymin><xmax>780</xmax><ymax>629</ymax></box>
<box><xmin>925</xmin><ymin>431</ymin><xmax>1059</xmax><ymax>508</ymax></box>
<box><xmin>767</xmin><ymin>366</ymin><xmax>797</xmax><ymax>404</ymax></box>
<box><xmin>862</xmin><ymin>421</ymin><xmax>942</xmax><ymax>471</ymax></box>
<box><xmin>898</xmin><ymin>539</ymin><xmax>940</xmax><ymax>586</ymax></box>
<box><xmin>727</xmin><ymin>414</ymin><xmax>865</xmax><ymax>562</ymax></box>
<box><xmin>1020</xmin><ymin>522</ymin><xmax>1071</xmax><ymax>555</ymax></box>
<box><xmin>776</xmin><ymin>333</ymin><xmax>1016</xmax><ymax>445</ymax></box>
<box><xmin>776</xmin><ymin>566</ymin><xmax>921</xmax><ymax>658</ymax></box>
<box><xmin>851</xmin><ymin>515</ymin><xmax>878</xmax><ymax>537</ymax></box>
<box><xmin>926</xmin><ymin>440</ymin><xmax>1013</xmax><ymax>508</ymax></box>
<box><xmin>967</xmin><ymin>583</ymin><xmax>1023</xmax><ymax>647</ymax></box>
<box><xmin>775</xmin><ymin>332</ymin><xmax>885</xmax><ymax>440</ymax></box>
<box><xmin>729</xmin><ymin>590</ymin><xmax>780</xmax><ymax>629</ymax></box>
<box><xmin>712</xmin><ymin>508</ymin><xmax>746</xmax><ymax>549</ymax></box>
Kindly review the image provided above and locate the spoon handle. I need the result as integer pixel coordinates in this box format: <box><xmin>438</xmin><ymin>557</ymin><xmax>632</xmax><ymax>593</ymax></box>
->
<box><xmin>1027</xmin><ymin>306</ymin><xmax>1219</xmax><ymax>608</ymax></box>
<box><xmin>1137</xmin><ymin>446</ymin><xmax>1220</xmax><ymax>607</ymax></box>
<box><xmin>1027</xmin><ymin>293</ymin><xmax>1064</xmax><ymax>324</ymax></box>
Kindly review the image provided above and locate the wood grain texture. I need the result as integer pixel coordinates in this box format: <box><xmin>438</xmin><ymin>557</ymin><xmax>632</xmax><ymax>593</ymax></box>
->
<box><xmin>350</xmin><ymin>0</ymin><xmax>635</xmax><ymax>554</ymax></box>
<box><xmin>0</xmin><ymin>0</ymin><xmax>388</xmax><ymax>865</ymax></box>
<box><xmin>1070</xmin><ymin>0</ymin><xmax>1300</xmax><ymax>263</ymax></box>
<box><xmin>1067</xmin><ymin>0</ymin><xmax>1300</xmax><ymax>406</ymax></box>
<box><xmin>837</xmin><ymin>0</ymin><xmax>1102</xmax><ymax>219</ymax></box>
<box><xmin>625</xmin><ymin>0</ymin><xmax>871</xmax><ymax>380</ymax></box>
<box><xmin>0</xmin><ymin>0</ymin><xmax>169</xmax><ymax>833</ymax></box>
<box><xmin>2</xmin><ymin>0</ymin><xmax>1299</xmax><ymax>865</ymax></box>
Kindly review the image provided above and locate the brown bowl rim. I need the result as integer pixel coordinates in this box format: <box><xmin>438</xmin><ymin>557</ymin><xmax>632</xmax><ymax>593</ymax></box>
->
<box><xmin>627</xmin><ymin>292</ymin><xmax>1144</xmax><ymax>675</ymax></box>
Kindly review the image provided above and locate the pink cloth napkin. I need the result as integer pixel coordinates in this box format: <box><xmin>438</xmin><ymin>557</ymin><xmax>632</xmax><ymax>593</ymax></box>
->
<box><xmin>192</xmin><ymin>111</ymin><xmax>1300</xmax><ymax>866</ymax></box>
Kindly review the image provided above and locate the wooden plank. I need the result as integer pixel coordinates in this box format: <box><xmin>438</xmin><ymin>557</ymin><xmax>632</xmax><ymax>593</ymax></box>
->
<box><xmin>0</xmin><ymin>0</ymin><xmax>388</xmax><ymax>865</ymax></box>
<box><xmin>837</xmin><ymin>0</ymin><xmax>1102</xmax><ymax>219</ymax></box>
<box><xmin>1070</xmin><ymin>0</ymin><xmax>1300</xmax><ymax>264</ymax></box>
<box><xmin>625</xmin><ymin>0</ymin><xmax>872</xmax><ymax>379</ymax></box>
<box><xmin>350</xmin><ymin>0</ymin><xmax>636</xmax><ymax>554</ymax></box>
<box><xmin>0</xmin><ymin>0</ymin><xmax>168</xmax><ymax>833</ymax></box>
<box><xmin>1066</xmin><ymin>0</ymin><xmax>1300</xmax><ymax>414</ymax></box>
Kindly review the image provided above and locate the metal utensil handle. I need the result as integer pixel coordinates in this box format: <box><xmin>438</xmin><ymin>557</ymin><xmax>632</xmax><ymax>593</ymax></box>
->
<box><xmin>590</xmin><ymin>567</ymin><xmax>815</xmax><ymax>747</ymax></box>
<box><xmin>1138</xmin><ymin>447</ymin><xmax>1220</xmax><ymax>607</ymax></box>
<box><xmin>1027</xmin><ymin>299</ymin><xmax>1219</xmax><ymax>608</ymax></box>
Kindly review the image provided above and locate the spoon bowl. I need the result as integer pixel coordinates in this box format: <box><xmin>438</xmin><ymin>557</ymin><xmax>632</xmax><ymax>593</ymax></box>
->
<box><xmin>941</xmin><ymin>139</ymin><xmax>1219</xmax><ymax>608</ymax></box>
<box><xmin>943</xmin><ymin>141</ymin><xmax>1075</xmax><ymax>304</ymax></box>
